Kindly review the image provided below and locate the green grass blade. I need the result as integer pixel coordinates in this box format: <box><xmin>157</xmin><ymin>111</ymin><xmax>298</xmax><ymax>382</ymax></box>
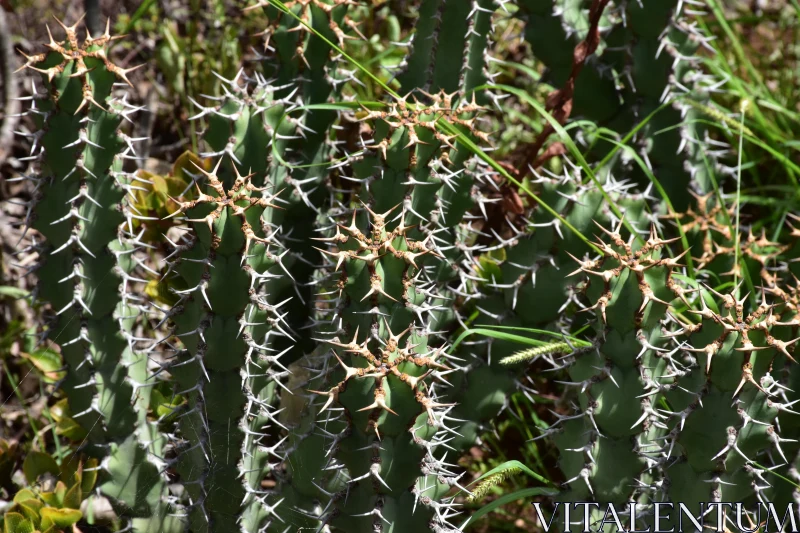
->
<box><xmin>460</xmin><ymin>487</ymin><xmax>559</xmax><ymax>530</ymax></box>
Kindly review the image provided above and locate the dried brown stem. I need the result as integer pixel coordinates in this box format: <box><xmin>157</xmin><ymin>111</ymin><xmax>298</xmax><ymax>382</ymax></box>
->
<box><xmin>519</xmin><ymin>0</ymin><xmax>610</xmax><ymax>173</ymax></box>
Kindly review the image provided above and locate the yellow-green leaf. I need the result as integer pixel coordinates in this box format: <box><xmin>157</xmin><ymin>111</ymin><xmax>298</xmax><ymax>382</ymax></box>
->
<box><xmin>150</xmin><ymin>389</ymin><xmax>184</xmax><ymax>421</ymax></box>
<box><xmin>3</xmin><ymin>512</ymin><xmax>31</xmax><ymax>533</ymax></box>
<box><xmin>11</xmin><ymin>490</ymin><xmax>37</xmax><ymax>504</ymax></box>
<box><xmin>172</xmin><ymin>150</ymin><xmax>208</xmax><ymax>182</ymax></box>
<box><xmin>19</xmin><ymin>349</ymin><xmax>65</xmax><ymax>383</ymax></box>
<box><xmin>39</xmin><ymin>507</ymin><xmax>82</xmax><ymax>529</ymax></box>
<box><xmin>49</xmin><ymin>401</ymin><xmax>87</xmax><ymax>442</ymax></box>
<box><xmin>62</xmin><ymin>481</ymin><xmax>81</xmax><ymax>510</ymax></box>
<box><xmin>80</xmin><ymin>458</ymin><xmax>98</xmax><ymax>495</ymax></box>
<box><xmin>9</xmin><ymin>499</ymin><xmax>42</xmax><ymax>529</ymax></box>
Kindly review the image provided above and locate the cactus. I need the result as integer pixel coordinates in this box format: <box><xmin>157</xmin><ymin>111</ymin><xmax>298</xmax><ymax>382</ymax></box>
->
<box><xmin>160</xmin><ymin>0</ymin><xmax>372</xmax><ymax>526</ymax></box>
<box><xmin>163</xmin><ymin>154</ymin><xmax>291</xmax><ymax>532</ymax></box>
<box><xmin>272</xmin><ymin>88</ymin><xmax>497</xmax><ymax>530</ymax></box>
<box><xmin>9</xmin><ymin>3</ymin><xmax>794</xmax><ymax>533</ymax></box>
<box><xmin>513</xmin><ymin>0</ymin><xmax>719</xmax><ymax>209</ymax></box>
<box><xmin>239</xmin><ymin>0</ymin><xmax>366</xmax><ymax>364</ymax></box>
<box><xmin>540</xmin><ymin>217</ymin><xmax>800</xmax><ymax>529</ymax></box>
<box><xmin>227</xmin><ymin>2</ymin><xmax>517</xmax><ymax>531</ymax></box>
<box><xmin>16</xmin><ymin>19</ymin><xmax>177</xmax><ymax>531</ymax></box>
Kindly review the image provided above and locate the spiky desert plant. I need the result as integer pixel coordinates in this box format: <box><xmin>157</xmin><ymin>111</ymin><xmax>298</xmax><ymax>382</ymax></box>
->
<box><xmin>452</xmin><ymin>0</ymin><xmax>739</xmax><ymax>511</ymax></box>
<box><xmin>464</xmin><ymin>0</ymin><xmax>799</xmax><ymax>509</ymax></box>
<box><xmin>163</xmin><ymin>156</ymin><xmax>292</xmax><ymax>532</ymax></box>
<box><xmin>423</xmin><ymin>0</ymin><xmax>724</xmax><ymax>457</ymax></box>
<box><xmin>543</xmin><ymin>219</ymin><xmax>800</xmax><ymax>530</ymax></box>
<box><xmin>214</xmin><ymin>1</ymin><xmax>525</xmax><ymax>531</ymax></box>
<box><xmin>160</xmin><ymin>0</ymin><xmax>375</xmax><ymax>528</ymax></box>
<box><xmin>16</xmin><ymin>18</ymin><xmax>178</xmax><ymax>532</ymax></box>
<box><xmin>272</xmin><ymin>88</ymin><xmax>500</xmax><ymax>531</ymax></box>
<box><xmin>235</xmin><ymin>0</ymin><xmax>372</xmax><ymax>364</ymax></box>
<box><xmin>513</xmin><ymin>0</ymin><xmax>721</xmax><ymax>209</ymax></box>
<box><xmin>11</xmin><ymin>2</ymin><xmax>781</xmax><ymax>533</ymax></box>
<box><xmin>372</xmin><ymin>0</ymin><xmax>528</xmax><ymax>462</ymax></box>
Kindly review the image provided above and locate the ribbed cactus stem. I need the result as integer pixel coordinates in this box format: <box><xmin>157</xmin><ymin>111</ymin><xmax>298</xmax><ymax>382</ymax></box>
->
<box><xmin>166</xmin><ymin>159</ymin><xmax>290</xmax><ymax>532</ymax></box>
<box><xmin>19</xmin><ymin>18</ymin><xmax>174</xmax><ymax>529</ymax></box>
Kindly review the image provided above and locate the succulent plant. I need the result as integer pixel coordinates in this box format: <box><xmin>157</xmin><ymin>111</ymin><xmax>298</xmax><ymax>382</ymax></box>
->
<box><xmin>2</xmin><ymin>451</ymin><xmax>98</xmax><ymax>533</ymax></box>
<box><xmin>16</xmin><ymin>18</ymin><xmax>178</xmax><ymax>532</ymax></box>
<box><xmin>163</xmin><ymin>157</ymin><xmax>290</xmax><ymax>532</ymax></box>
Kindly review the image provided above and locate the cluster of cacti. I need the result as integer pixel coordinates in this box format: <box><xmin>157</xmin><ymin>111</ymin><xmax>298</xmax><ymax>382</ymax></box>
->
<box><xmin>540</xmin><ymin>216</ymin><xmax>800</xmax><ymax>529</ymax></box>
<box><xmin>273</xmin><ymin>91</ymin><xmax>496</xmax><ymax>531</ymax></box>
<box><xmin>514</xmin><ymin>0</ymin><xmax>720</xmax><ymax>208</ymax></box>
<box><xmin>6</xmin><ymin>1</ymin><xmax>796</xmax><ymax>533</ymax></box>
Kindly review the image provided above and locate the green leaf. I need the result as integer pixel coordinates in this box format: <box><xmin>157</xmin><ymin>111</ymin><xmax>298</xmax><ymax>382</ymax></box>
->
<box><xmin>11</xmin><ymin>490</ymin><xmax>37</xmax><ymax>504</ymax></box>
<box><xmin>22</xmin><ymin>452</ymin><xmax>59</xmax><ymax>485</ymax></box>
<box><xmin>19</xmin><ymin>349</ymin><xmax>65</xmax><ymax>383</ymax></box>
<box><xmin>150</xmin><ymin>389</ymin><xmax>184</xmax><ymax>421</ymax></box>
<box><xmin>3</xmin><ymin>512</ymin><xmax>32</xmax><ymax>533</ymax></box>
<box><xmin>171</xmin><ymin>150</ymin><xmax>209</xmax><ymax>183</ymax></box>
<box><xmin>475</xmin><ymin>254</ymin><xmax>503</xmax><ymax>285</ymax></box>
<box><xmin>80</xmin><ymin>458</ymin><xmax>99</xmax><ymax>496</ymax></box>
<box><xmin>62</xmin><ymin>481</ymin><xmax>82</xmax><ymax>510</ymax></box>
<box><xmin>49</xmin><ymin>400</ymin><xmax>87</xmax><ymax>442</ymax></box>
<box><xmin>451</xmin><ymin>325</ymin><xmax>591</xmax><ymax>352</ymax></box>
<box><xmin>9</xmin><ymin>499</ymin><xmax>43</xmax><ymax>528</ymax></box>
<box><xmin>38</xmin><ymin>491</ymin><xmax>59</xmax><ymax>508</ymax></box>
<box><xmin>452</xmin><ymin>329</ymin><xmax>552</xmax><ymax>350</ymax></box>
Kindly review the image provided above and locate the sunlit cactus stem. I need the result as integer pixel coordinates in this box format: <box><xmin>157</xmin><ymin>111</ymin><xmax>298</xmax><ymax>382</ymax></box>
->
<box><xmin>18</xmin><ymin>17</ymin><xmax>178</xmax><ymax>531</ymax></box>
<box><xmin>164</xmin><ymin>158</ymin><xmax>291</xmax><ymax>532</ymax></box>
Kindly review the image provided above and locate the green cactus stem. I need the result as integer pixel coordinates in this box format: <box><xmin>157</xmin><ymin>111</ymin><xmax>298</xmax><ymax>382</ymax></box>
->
<box><xmin>18</xmin><ymin>18</ymin><xmax>177</xmax><ymax>530</ymax></box>
<box><xmin>165</xmin><ymin>158</ymin><xmax>291</xmax><ymax>533</ymax></box>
